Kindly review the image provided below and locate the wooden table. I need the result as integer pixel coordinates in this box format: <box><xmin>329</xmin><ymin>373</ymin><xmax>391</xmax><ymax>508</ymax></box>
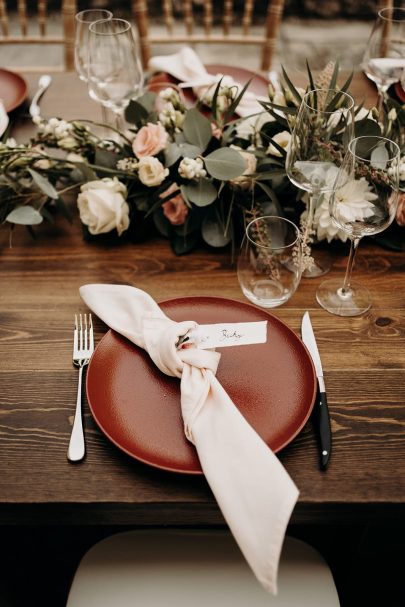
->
<box><xmin>1</xmin><ymin>72</ymin><xmax>405</xmax><ymax>605</ymax></box>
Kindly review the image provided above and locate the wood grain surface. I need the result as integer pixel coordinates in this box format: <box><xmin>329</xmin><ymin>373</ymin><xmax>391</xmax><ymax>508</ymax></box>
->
<box><xmin>1</xmin><ymin>72</ymin><xmax>404</xmax><ymax>527</ymax></box>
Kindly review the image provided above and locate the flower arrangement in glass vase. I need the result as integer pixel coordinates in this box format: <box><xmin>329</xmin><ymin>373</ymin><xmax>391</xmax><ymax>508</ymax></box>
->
<box><xmin>1</xmin><ymin>62</ymin><xmax>404</xmax><ymax>254</ymax></box>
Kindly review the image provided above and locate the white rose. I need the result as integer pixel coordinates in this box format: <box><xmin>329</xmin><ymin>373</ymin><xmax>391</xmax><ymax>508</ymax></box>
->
<box><xmin>267</xmin><ymin>131</ymin><xmax>291</xmax><ymax>156</ymax></box>
<box><xmin>137</xmin><ymin>156</ymin><xmax>169</xmax><ymax>187</ymax></box>
<box><xmin>77</xmin><ymin>177</ymin><xmax>129</xmax><ymax>236</ymax></box>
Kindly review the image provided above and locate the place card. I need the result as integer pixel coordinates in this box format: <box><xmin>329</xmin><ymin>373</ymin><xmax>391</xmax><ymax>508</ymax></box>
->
<box><xmin>180</xmin><ymin>321</ymin><xmax>267</xmax><ymax>349</ymax></box>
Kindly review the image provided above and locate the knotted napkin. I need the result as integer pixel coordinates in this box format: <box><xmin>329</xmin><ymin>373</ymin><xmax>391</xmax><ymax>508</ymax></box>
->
<box><xmin>0</xmin><ymin>100</ymin><xmax>9</xmax><ymax>138</ymax></box>
<box><xmin>80</xmin><ymin>283</ymin><xmax>299</xmax><ymax>594</ymax></box>
<box><xmin>148</xmin><ymin>46</ymin><xmax>265</xmax><ymax>117</ymax></box>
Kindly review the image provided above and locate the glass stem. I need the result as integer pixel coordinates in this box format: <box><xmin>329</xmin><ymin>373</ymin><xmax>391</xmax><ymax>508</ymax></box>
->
<box><xmin>376</xmin><ymin>85</ymin><xmax>388</xmax><ymax>118</ymax></box>
<box><xmin>304</xmin><ymin>189</ymin><xmax>320</xmax><ymax>245</ymax></box>
<box><xmin>341</xmin><ymin>236</ymin><xmax>361</xmax><ymax>295</ymax></box>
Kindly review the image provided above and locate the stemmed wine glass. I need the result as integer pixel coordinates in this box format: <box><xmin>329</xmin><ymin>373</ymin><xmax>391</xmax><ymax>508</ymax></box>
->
<box><xmin>87</xmin><ymin>18</ymin><xmax>144</xmax><ymax>130</ymax></box>
<box><xmin>362</xmin><ymin>7</ymin><xmax>405</xmax><ymax>117</ymax></box>
<box><xmin>74</xmin><ymin>9</ymin><xmax>113</xmax><ymax>124</ymax></box>
<box><xmin>316</xmin><ymin>136</ymin><xmax>400</xmax><ymax>316</ymax></box>
<box><xmin>286</xmin><ymin>88</ymin><xmax>355</xmax><ymax>277</ymax></box>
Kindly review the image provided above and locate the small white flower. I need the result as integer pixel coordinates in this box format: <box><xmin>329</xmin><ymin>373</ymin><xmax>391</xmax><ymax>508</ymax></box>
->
<box><xmin>57</xmin><ymin>136</ymin><xmax>77</xmax><ymax>150</ymax></box>
<box><xmin>66</xmin><ymin>152</ymin><xmax>87</xmax><ymax>164</ymax></box>
<box><xmin>5</xmin><ymin>137</ymin><xmax>17</xmax><ymax>148</ymax></box>
<box><xmin>388</xmin><ymin>108</ymin><xmax>397</xmax><ymax>121</ymax></box>
<box><xmin>116</xmin><ymin>157</ymin><xmax>139</xmax><ymax>172</ymax></box>
<box><xmin>267</xmin><ymin>131</ymin><xmax>291</xmax><ymax>156</ymax></box>
<box><xmin>178</xmin><ymin>157</ymin><xmax>207</xmax><ymax>180</ymax></box>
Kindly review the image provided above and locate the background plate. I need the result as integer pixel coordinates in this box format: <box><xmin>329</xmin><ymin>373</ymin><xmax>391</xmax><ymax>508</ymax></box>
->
<box><xmin>0</xmin><ymin>69</ymin><xmax>28</xmax><ymax>112</ymax></box>
<box><xmin>86</xmin><ymin>296</ymin><xmax>316</xmax><ymax>474</ymax></box>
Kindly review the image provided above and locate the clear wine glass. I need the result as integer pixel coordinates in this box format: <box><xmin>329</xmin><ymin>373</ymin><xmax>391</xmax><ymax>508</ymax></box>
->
<box><xmin>87</xmin><ymin>18</ymin><xmax>144</xmax><ymax>130</ymax></box>
<box><xmin>316</xmin><ymin>136</ymin><xmax>400</xmax><ymax>316</ymax></box>
<box><xmin>75</xmin><ymin>9</ymin><xmax>113</xmax><ymax>124</ymax></box>
<box><xmin>362</xmin><ymin>7</ymin><xmax>405</xmax><ymax>116</ymax></box>
<box><xmin>286</xmin><ymin>88</ymin><xmax>355</xmax><ymax>277</ymax></box>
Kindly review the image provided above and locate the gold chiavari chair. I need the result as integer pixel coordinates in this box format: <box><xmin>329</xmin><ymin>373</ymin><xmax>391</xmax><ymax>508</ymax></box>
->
<box><xmin>0</xmin><ymin>0</ymin><xmax>77</xmax><ymax>70</ymax></box>
<box><xmin>132</xmin><ymin>0</ymin><xmax>285</xmax><ymax>72</ymax></box>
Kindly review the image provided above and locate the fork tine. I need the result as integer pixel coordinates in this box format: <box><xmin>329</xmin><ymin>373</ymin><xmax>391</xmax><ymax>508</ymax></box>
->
<box><xmin>79</xmin><ymin>314</ymin><xmax>83</xmax><ymax>351</ymax></box>
<box><xmin>74</xmin><ymin>314</ymin><xmax>78</xmax><ymax>354</ymax></box>
<box><xmin>84</xmin><ymin>314</ymin><xmax>88</xmax><ymax>351</ymax></box>
<box><xmin>88</xmin><ymin>314</ymin><xmax>94</xmax><ymax>352</ymax></box>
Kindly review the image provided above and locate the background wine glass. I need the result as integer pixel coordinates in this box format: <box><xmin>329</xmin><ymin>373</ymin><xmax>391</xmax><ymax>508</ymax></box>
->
<box><xmin>286</xmin><ymin>88</ymin><xmax>355</xmax><ymax>278</ymax></box>
<box><xmin>75</xmin><ymin>9</ymin><xmax>112</xmax><ymax>124</ymax></box>
<box><xmin>362</xmin><ymin>6</ymin><xmax>405</xmax><ymax>117</ymax></box>
<box><xmin>316</xmin><ymin>136</ymin><xmax>400</xmax><ymax>316</ymax></box>
<box><xmin>87</xmin><ymin>18</ymin><xmax>144</xmax><ymax>130</ymax></box>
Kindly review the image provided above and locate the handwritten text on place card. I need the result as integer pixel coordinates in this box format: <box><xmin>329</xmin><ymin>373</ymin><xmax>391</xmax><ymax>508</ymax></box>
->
<box><xmin>186</xmin><ymin>321</ymin><xmax>267</xmax><ymax>349</ymax></box>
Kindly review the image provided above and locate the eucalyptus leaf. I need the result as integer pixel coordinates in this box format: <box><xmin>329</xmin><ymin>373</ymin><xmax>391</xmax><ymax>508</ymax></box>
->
<box><xmin>171</xmin><ymin>233</ymin><xmax>199</xmax><ymax>255</ymax></box>
<box><xmin>6</xmin><ymin>205</ymin><xmax>43</xmax><ymax>225</ymax></box>
<box><xmin>354</xmin><ymin>118</ymin><xmax>382</xmax><ymax>138</ymax></box>
<box><xmin>153</xmin><ymin>208</ymin><xmax>170</xmax><ymax>237</ymax></box>
<box><xmin>164</xmin><ymin>143</ymin><xmax>183</xmax><ymax>167</ymax></box>
<box><xmin>204</xmin><ymin>147</ymin><xmax>246</xmax><ymax>180</ymax></box>
<box><xmin>94</xmin><ymin>147</ymin><xmax>121</xmax><ymax>170</ymax></box>
<box><xmin>181</xmin><ymin>179</ymin><xmax>218</xmax><ymax>207</ymax></box>
<box><xmin>183</xmin><ymin>108</ymin><xmax>212</xmax><ymax>150</ymax></box>
<box><xmin>370</xmin><ymin>144</ymin><xmax>389</xmax><ymax>169</ymax></box>
<box><xmin>201</xmin><ymin>214</ymin><xmax>232</xmax><ymax>247</ymax></box>
<box><xmin>177</xmin><ymin>143</ymin><xmax>201</xmax><ymax>158</ymax></box>
<box><xmin>125</xmin><ymin>99</ymin><xmax>149</xmax><ymax>126</ymax></box>
<box><xmin>27</xmin><ymin>169</ymin><xmax>58</xmax><ymax>200</ymax></box>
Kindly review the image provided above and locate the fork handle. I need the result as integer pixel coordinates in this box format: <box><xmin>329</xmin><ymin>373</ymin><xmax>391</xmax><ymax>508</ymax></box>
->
<box><xmin>67</xmin><ymin>364</ymin><xmax>86</xmax><ymax>462</ymax></box>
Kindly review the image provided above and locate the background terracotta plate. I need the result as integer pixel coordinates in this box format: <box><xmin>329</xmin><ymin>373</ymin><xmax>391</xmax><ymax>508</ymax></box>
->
<box><xmin>149</xmin><ymin>63</ymin><xmax>268</xmax><ymax>108</ymax></box>
<box><xmin>86</xmin><ymin>297</ymin><xmax>316</xmax><ymax>474</ymax></box>
<box><xmin>0</xmin><ymin>69</ymin><xmax>28</xmax><ymax>112</ymax></box>
<box><xmin>394</xmin><ymin>81</ymin><xmax>405</xmax><ymax>103</ymax></box>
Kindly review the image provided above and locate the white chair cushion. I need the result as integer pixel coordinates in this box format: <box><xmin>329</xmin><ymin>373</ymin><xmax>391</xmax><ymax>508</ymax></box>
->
<box><xmin>66</xmin><ymin>530</ymin><xmax>340</xmax><ymax>607</ymax></box>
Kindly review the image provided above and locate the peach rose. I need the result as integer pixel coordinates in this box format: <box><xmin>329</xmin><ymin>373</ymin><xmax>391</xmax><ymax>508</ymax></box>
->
<box><xmin>132</xmin><ymin>122</ymin><xmax>168</xmax><ymax>158</ymax></box>
<box><xmin>396</xmin><ymin>193</ymin><xmax>405</xmax><ymax>227</ymax></box>
<box><xmin>160</xmin><ymin>183</ymin><xmax>189</xmax><ymax>226</ymax></box>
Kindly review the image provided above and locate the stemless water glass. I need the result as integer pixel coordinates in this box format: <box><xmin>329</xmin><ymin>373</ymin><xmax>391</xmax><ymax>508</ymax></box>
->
<box><xmin>316</xmin><ymin>136</ymin><xmax>400</xmax><ymax>316</ymax></box>
<box><xmin>88</xmin><ymin>18</ymin><xmax>144</xmax><ymax>129</ymax></box>
<box><xmin>362</xmin><ymin>7</ymin><xmax>405</xmax><ymax>116</ymax></box>
<box><xmin>237</xmin><ymin>215</ymin><xmax>302</xmax><ymax>308</ymax></box>
<box><xmin>286</xmin><ymin>88</ymin><xmax>355</xmax><ymax>277</ymax></box>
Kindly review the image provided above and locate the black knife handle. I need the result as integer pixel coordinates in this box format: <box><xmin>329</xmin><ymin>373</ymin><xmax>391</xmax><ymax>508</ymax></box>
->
<box><xmin>315</xmin><ymin>391</ymin><xmax>332</xmax><ymax>471</ymax></box>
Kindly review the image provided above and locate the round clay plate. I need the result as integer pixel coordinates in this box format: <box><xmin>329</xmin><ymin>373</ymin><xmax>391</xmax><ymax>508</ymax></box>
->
<box><xmin>86</xmin><ymin>297</ymin><xmax>316</xmax><ymax>474</ymax></box>
<box><xmin>0</xmin><ymin>69</ymin><xmax>28</xmax><ymax>112</ymax></box>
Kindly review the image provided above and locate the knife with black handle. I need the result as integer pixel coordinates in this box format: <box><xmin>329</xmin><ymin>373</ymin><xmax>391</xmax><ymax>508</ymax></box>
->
<box><xmin>301</xmin><ymin>311</ymin><xmax>331</xmax><ymax>470</ymax></box>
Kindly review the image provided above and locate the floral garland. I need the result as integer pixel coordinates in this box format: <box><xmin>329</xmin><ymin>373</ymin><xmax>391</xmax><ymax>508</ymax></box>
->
<box><xmin>1</xmin><ymin>63</ymin><xmax>404</xmax><ymax>253</ymax></box>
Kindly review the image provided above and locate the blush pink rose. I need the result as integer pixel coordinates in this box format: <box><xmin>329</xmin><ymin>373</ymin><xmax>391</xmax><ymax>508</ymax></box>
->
<box><xmin>396</xmin><ymin>193</ymin><xmax>405</xmax><ymax>227</ymax></box>
<box><xmin>160</xmin><ymin>183</ymin><xmax>189</xmax><ymax>226</ymax></box>
<box><xmin>132</xmin><ymin>122</ymin><xmax>168</xmax><ymax>158</ymax></box>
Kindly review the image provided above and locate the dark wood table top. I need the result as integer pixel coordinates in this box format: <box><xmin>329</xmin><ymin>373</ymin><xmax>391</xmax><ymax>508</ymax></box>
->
<box><xmin>1</xmin><ymin>72</ymin><xmax>404</xmax><ymax>527</ymax></box>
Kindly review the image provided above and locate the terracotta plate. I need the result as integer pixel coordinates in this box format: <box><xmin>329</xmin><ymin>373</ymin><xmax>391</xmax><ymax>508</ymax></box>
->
<box><xmin>394</xmin><ymin>81</ymin><xmax>405</xmax><ymax>103</ymax></box>
<box><xmin>0</xmin><ymin>69</ymin><xmax>28</xmax><ymax>112</ymax></box>
<box><xmin>86</xmin><ymin>297</ymin><xmax>316</xmax><ymax>474</ymax></box>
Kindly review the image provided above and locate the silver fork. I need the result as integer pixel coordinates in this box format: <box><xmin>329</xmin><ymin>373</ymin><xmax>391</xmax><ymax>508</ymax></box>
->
<box><xmin>67</xmin><ymin>314</ymin><xmax>94</xmax><ymax>462</ymax></box>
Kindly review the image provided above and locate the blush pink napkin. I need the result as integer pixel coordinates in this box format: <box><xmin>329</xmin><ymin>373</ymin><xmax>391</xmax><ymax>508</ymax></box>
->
<box><xmin>80</xmin><ymin>283</ymin><xmax>299</xmax><ymax>594</ymax></box>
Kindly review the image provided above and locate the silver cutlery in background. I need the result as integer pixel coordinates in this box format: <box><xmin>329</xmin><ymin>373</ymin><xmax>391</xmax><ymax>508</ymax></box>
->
<box><xmin>67</xmin><ymin>314</ymin><xmax>94</xmax><ymax>463</ymax></box>
<box><xmin>301</xmin><ymin>311</ymin><xmax>332</xmax><ymax>471</ymax></box>
<box><xmin>29</xmin><ymin>74</ymin><xmax>52</xmax><ymax>118</ymax></box>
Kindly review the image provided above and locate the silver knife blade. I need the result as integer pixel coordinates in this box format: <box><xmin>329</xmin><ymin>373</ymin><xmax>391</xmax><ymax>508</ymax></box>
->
<box><xmin>301</xmin><ymin>310</ymin><xmax>332</xmax><ymax>470</ymax></box>
<box><xmin>301</xmin><ymin>311</ymin><xmax>325</xmax><ymax>392</ymax></box>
